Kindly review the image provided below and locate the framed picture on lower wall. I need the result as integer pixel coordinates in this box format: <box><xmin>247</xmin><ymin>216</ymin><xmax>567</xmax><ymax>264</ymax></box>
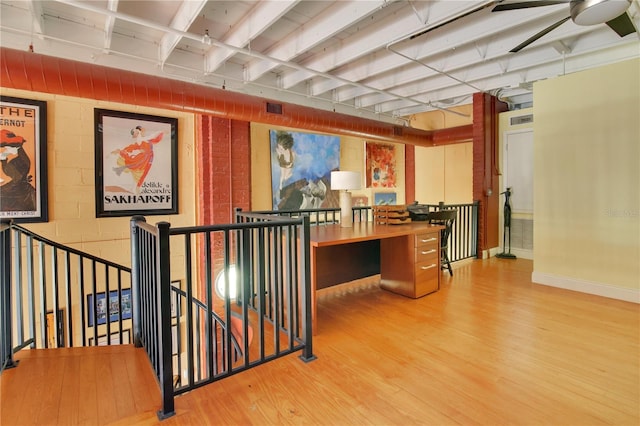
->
<box><xmin>87</xmin><ymin>288</ymin><xmax>132</xmax><ymax>327</ymax></box>
<box><xmin>89</xmin><ymin>329</ymin><xmax>131</xmax><ymax>346</ymax></box>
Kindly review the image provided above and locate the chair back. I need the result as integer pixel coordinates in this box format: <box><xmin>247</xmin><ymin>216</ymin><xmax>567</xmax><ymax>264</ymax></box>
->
<box><xmin>426</xmin><ymin>210</ymin><xmax>457</xmax><ymax>245</ymax></box>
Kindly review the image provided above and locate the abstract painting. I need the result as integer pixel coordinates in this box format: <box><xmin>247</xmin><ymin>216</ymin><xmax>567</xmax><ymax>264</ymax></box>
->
<box><xmin>365</xmin><ymin>142</ymin><xmax>396</xmax><ymax>188</ymax></box>
<box><xmin>270</xmin><ymin>130</ymin><xmax>340</xmax><ymax>210</ymax></box>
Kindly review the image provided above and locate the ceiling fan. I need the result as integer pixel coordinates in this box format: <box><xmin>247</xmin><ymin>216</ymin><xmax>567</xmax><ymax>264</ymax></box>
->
<box><xmin>492</xmin><ymin>0</ymin><xmax>637</xmax><ymax>52</ymax></box>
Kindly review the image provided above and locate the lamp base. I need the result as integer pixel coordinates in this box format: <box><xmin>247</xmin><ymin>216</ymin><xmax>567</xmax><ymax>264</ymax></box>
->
<box><xmin>339</xmin><ymin>190</ymin><xmax>352</xmax><ymax>227</ymax></box>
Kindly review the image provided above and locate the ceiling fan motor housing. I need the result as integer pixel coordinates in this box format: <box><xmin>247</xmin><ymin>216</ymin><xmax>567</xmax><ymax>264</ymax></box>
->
<box><xmin>570</xmin><ymin>0</ymin><xmax>631</xmax><ymax>26</ymax></box>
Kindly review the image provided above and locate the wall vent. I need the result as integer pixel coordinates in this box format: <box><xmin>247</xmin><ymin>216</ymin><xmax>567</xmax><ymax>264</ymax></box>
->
<box><xmin>266</xmin><ymin>102</ymin><xmax>283</xmax><ymax>114</ymax></box>
<box><xmin>510</xmin><ymin>114</ymin><xmax>533</xmax><ymax>126</ymax></box>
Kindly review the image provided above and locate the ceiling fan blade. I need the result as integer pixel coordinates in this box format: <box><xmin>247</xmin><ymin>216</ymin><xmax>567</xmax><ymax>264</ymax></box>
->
<box><xmin>510</xmin><ymin>16</ymin><xmax>571</xmax><ymax>52</ymax></box>
<box><xmin>492</xmin><ymin>1</ymin><xmax>569</xmax><ymax>12</ymax></box>
<box><xmin>606</xmin><ymin>12</ymin><xmax>637</xmax><ymax>37</ymax></box>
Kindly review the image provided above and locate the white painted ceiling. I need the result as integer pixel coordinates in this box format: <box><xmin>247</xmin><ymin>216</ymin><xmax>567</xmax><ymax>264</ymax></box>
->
<box><xmin>1</xmin><ymin>0</ymin><xmax>639</xmax><ymax>125</ymax></box>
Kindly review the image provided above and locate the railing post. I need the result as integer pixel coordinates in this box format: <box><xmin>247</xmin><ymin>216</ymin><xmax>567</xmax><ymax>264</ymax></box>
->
<box><xmin>130</xmin><ymin>216</ymin><xmax>146</xmax><ymax>348</ymax></box>
<box><xmin>472</xmin><ymin>200</ymin><xmax>479</xmax><ymax>258</ymax></box>
<box><xmin>156</xmin><ymin>221</ymin><xmax>175</xmax><ymax>419</ymax></box>
<box><xmin>1</xmin><ymin>221</ymin><xmax>18</xmax><ymax>370</ymax></box>
<box><xmin>298</xmin><ymin>216</ymin><xmax>316</xmax><ymax>363</ymax></box>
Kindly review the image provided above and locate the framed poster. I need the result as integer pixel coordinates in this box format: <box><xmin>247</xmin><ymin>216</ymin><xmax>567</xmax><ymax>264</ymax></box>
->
<box><xmin>95</xmin><ymin>109</ymin><xmax>178</xmax><ymax>217</ymax></box>
<box><xmin>0</xmin><ymin>96</ymin><xmax>48</xmax><ymax>222</ymax></box>
<box><xmin>365</xmin><ymin>142</ymin><xmax>396</xmax><ymax>188</ymax></box>
<box><xmin>87</xmin><ymin>288</ymin><xmax>132</xmax><ymax>327</ymax></box>
<box><xmin>269</xmin><ymin>129</ymin><xmax>340</xmax><ymax>210</ymax></box>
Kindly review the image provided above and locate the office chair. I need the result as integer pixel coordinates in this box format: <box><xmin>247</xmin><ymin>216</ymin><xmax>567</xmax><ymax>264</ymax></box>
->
<box><xmin>426</xmin><ymin>209</ymin><xmax>457</xmax><ymax>276</ymax></box>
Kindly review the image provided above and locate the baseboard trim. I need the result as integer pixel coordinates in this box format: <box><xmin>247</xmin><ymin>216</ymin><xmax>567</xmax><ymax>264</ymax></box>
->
<box><xmin>508</xmin><ymin>248</ymin><xmax>533</xmax><ymax>260</ymax></box>
<box><xmin>532</xmin><ymin>271</ymin><xmax>640</xmax><ymax>304</ymax></box>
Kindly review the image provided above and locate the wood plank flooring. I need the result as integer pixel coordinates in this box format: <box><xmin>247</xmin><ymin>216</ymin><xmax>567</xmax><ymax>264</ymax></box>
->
<box><xmin>1</xmin><ymin>345</ymin><xmax>161</xmax><ymax>425</ymax></box>
<box><xmin>2</xmin><ymin>258</ymin><xmax>639</xmax><ymax>425</ymax></box>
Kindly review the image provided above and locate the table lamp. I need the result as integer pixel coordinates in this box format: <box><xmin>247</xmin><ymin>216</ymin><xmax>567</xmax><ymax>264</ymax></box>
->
<box><xmin>331</xmin><ymin>170</ymin><xmax>361</xmax><ymax>227</ymax></box>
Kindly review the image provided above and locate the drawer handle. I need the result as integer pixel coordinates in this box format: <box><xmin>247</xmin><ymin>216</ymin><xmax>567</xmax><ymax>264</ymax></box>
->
<box><xmin>420</xmin><ymin>237</ymin><xmax>437</xmax><ymax>243</ymax></box>
<box><xmin>420</xmin><ymin>249</ymin><xmax>437</xmax><ymax>255</ymax></box>
<box><xmin>420</xmin><ymin>264</ymin><xmax>437</xmax><ymax>270</ymax></box>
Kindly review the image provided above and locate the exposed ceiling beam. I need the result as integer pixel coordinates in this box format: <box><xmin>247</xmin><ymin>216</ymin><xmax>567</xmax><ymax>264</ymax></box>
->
<box><xmin>204</xmin><ymin>0</ymin><xmax>300</xmax><ymax>74</ymax></box>
<box><xmin>245</xmin><ymin>0</ymin><xmax>390</xmax><ymax>82</ymax></box>
<box><xmin>103</xmin><ymin>0</ymin><xmax>118</xmax><ymax>50</ymax></box>
<box><xmin>27</xmin><ymin>0</ymin><xmax>45</xmax><ymax>40</ymax></box>
<box><xmin>158</xmin><ymin>0</ymin><xmax>207</xmax><ymax>64</ymax></box>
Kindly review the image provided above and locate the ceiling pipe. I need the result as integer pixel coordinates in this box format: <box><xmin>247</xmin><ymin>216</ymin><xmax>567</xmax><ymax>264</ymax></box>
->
<box><xmin>2</xmin><ymin>24</ymin><xmax>398</xmax><ymax>123</ymax></box>
<box><xmin>1</xmin><ymin>47</ymin><xmax>461</xmax><ymax>146</ymax></box>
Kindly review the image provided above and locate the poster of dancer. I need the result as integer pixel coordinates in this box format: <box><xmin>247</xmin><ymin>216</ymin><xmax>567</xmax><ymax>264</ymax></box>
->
<box><xmin>95</xmin><ymin>109</ymin><xmax>178</xmax><ymax>217</ymax></box>
<box><xmin>0</xmin><ymin>96</ymin><xmax>48</xmax><ymax>222</ymax></box>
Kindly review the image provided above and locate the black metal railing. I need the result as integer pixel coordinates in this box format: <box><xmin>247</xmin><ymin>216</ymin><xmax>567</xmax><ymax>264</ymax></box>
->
<box><xmin>416</xmin><ymin>201</ymin><xmax>479</xmax><ymax>262</ymax></box>
<box><xmin>130</xmin><ymin>213</ymin><xmax>315</xmax><ymax>419</ymax></box>
<box><xmin>247</xmin><ymin>206</ymin><xmax>372</xmax><ymax>225</ymax></box>
<box><xmin>1</xmin><ymin>221</ymin><xmax>132</xmax><ymax>372</ymax></box>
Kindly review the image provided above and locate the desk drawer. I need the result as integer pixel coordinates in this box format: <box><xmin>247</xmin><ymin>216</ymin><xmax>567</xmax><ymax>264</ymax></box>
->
<box><xmin>416</xmin><ymin>245</ymin><xmax>438</xmax><ymax>263</ymax></box>
<box><xmin>415</xmin><ymin>260</ymin><xmax>439</xmax><ymax>295</ymax></box>
<box><xmin>415</xmin><ymin>232</ymin><xmax>438</xmax><ymax>249</ymax></box>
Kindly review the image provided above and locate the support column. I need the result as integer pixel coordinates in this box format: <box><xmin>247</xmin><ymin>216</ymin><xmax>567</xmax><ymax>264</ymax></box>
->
<box><xmin>472</xmin><ymin>93</ymin><xmax>508</xmax><ymax>258</ymax></box>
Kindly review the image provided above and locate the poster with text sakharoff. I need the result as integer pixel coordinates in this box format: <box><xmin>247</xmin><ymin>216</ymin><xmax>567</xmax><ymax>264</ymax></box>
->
<box><xmin>95</xmin><ymin>109</ymin><xmax>178</xmax><ymax>217</ymax></box>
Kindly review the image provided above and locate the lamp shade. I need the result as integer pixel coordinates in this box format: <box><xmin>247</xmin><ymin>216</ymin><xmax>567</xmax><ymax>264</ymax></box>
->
<box><xmin>331</xmin><ymin>171</ymin><xmax>361</xmax><ymax>190</ymax></box>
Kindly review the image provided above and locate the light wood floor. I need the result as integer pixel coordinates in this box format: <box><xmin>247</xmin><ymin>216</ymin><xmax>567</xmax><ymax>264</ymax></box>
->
<box><xmin>1</xmin><ymin>344</ymin><xmax>161</xmax><ymax>425</ymax></box>
<box><xmin>2</xmin><ymin>258</ymin><xmax>639</xmax><ymax>425</ymax></box>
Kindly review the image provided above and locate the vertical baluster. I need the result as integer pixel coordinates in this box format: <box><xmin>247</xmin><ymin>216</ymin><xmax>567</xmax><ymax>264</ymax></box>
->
<box><xmin>64</xmin><ymin>252</ymin><xmax>72</xmax><ymax>347</ymax></box>
<box><xmin>184</xmin><ymin>231</ymin><xmax>195</xmax><ymax>389</ymax></box>
<box><xmin>78</xmin><ymin>256</ymin><xmax>86</xmax><ymax>346</ymax></box>
<box><xmin>204</xmin><ymin>231</ymin><xmax>213</xmax><ymax>378</ymax></box>
<box><xmin>222</xmin><ymin>229</ymin><xmax>233</xmax><ymax>373</ymax></box>
<box><xmin>38</xmin><ymin>242</ymin><xmax>47</xmax><ymax>348</ymax></box>
<box><xmin>13</xmin><ymin>231</ymin><xmax>23</xmax><ymax>345</ymax></box>
<box><xmin>0</xmin><ymin>223</ymin><xmax>15</xmax><ymax>368</ymax></box>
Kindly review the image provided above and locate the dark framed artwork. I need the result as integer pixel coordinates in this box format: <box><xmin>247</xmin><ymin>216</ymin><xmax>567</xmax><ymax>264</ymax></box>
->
<box><xmin>94</xmin><ymin>109</ymin><xmax>178</xmax><ymax>217</ymax></box>
<box><xmin>87</xmin><ymin>288</ymin><xmax>132</xmax><ymax>327</ymax></box>
<box><xmin>0</xmin><ymin>96</ymin><xmax>48</xmax><ymax>222</ymax></box>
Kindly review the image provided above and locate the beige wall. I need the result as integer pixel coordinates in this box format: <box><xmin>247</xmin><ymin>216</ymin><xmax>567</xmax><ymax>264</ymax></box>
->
<box><xmin>250</xmin><ymin>123</ymin><xmax>405</xmax><ymax>209</ymax></box>
<box><xmin>1</xmin><ymin>88</ymin><xmax>196</xmax><ymax>266</ymax></box>
<box><xmin>1</xmin><ymin>87</ymin><xmax>197</xmax><ymax>342</ymax></box>
<box><xmin>410</xmin><ymin>104</ymin><xmax>473</xmax><ymax>130</ymax></box>
<box><xmin>411</xmin><ymin>105</ymin><xmax>474</xmax><ymax>205</ymax></box>
<box><xmin>413</xmin><ymin>143</ymin><xmax>473</xmax><ymax>205</ymax></box>
<box><xmin>532</xmin><ymin>59</ymin><xmax>639</xmax><ymax>301</ymax></box>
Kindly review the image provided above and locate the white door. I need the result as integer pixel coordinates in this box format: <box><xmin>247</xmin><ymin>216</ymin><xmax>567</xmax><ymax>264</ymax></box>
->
<box><xmin>503</xmin><ymin>129</ymin><xmax>534</xmax><ymax>256</ymax></box>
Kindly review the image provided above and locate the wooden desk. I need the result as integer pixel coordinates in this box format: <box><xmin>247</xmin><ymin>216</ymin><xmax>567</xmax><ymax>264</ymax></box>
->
<box><xmin>308</xmin><ymin>222</ymin><xmax>443</xmax><ymax>332</ymax></box>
